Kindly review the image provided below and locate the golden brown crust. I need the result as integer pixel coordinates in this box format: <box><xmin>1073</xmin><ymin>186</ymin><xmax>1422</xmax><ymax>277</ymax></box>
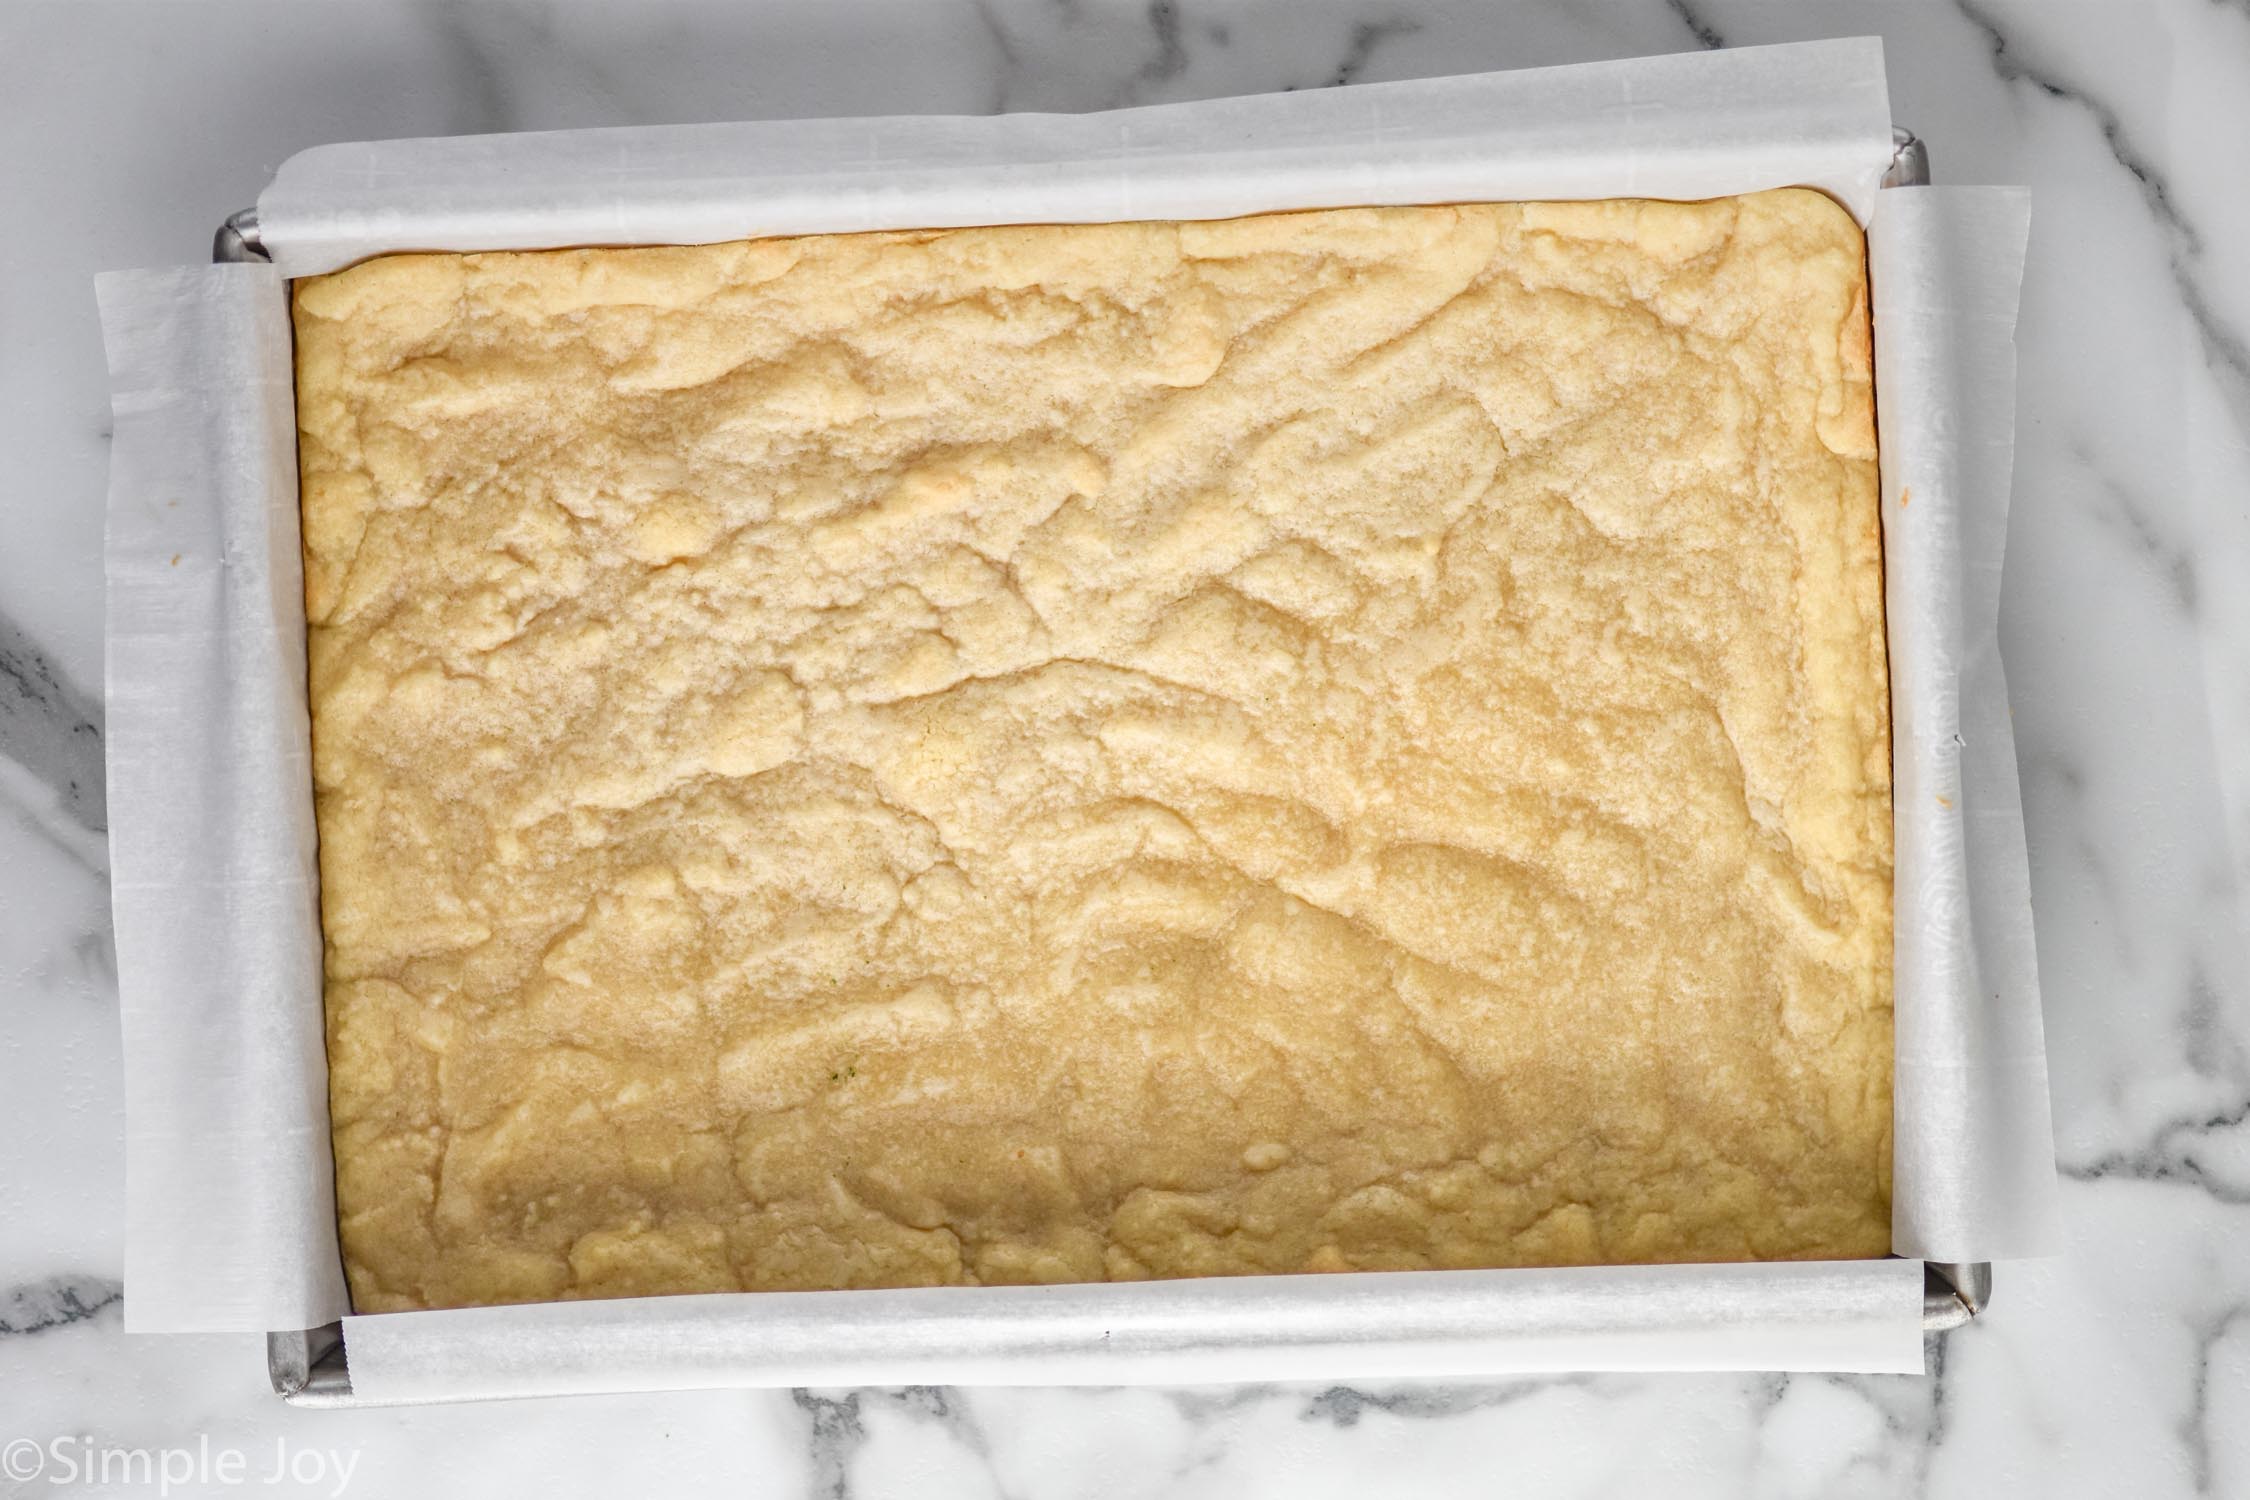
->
<box><xmin>295</xmin><ymin>189</ymin><xmax>1890</xmax><ymax>1312</ymax></box>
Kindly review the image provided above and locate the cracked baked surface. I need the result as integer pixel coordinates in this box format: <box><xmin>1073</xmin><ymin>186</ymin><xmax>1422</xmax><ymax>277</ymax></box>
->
<box><xmin>295</xmin><ymin>189</ymin><xmax>1891</xmax><ymax>1313</ymax></box>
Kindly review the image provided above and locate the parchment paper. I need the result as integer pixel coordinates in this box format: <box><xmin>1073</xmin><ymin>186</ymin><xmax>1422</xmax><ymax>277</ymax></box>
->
<box><xmin>1872</xmin><ymin>189</ymin><xmax>2061</xmax><ymax>1261</ymax></box>
<box><xmin>98</xmin><ymin>36</ymin><xmax>2054</xmax><ymax>1383</ymax></box>
<box><xmin>97</xmin><ymin>266</ymin><xmax>349</xmax><ymax>1332</ymax></box>
<box><xmin>257</xmin><ymin>38</ymin><xmax>1894</xmax><ymax>275</ymax></box>
<box><xmin>345</xmin><ymin>1260</ymin><xmax>1926</xmax><ymax>1402</ymax></box>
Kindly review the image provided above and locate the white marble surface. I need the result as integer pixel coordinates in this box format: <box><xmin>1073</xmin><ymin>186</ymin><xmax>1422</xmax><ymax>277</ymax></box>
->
<box><xmin>2</xmin><ymin>0</ymin><xmax>2245</xmax><ymax>1494</ymax></box>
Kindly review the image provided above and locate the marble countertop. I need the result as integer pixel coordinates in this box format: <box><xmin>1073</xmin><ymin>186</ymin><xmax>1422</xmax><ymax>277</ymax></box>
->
<box><xmin>4</xmin><ymin>1</ymin><xmax>2245</xmax><ymax>1494</ymax></box>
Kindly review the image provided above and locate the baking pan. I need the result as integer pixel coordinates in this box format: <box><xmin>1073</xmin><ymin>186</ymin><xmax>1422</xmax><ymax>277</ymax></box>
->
<box><xmin>228</xmin><ymin>123</ymin><xmax>1983</xmax><ymax>1405</ymax></box>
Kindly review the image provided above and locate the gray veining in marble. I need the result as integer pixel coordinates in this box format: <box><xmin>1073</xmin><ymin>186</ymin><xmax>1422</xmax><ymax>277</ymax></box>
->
<box><xmin>0</xmin><ymin>611</ymin><xmax>105</xmax><ymax>836</ymax></box>
<box><xmin>1956</xmin><ymin>0</ymin><xmax>2250</xmax><ymax>431</ymax></box>
<box><xmin>0</xmin><ymin>1276</ymin><xmax>125</xmax><ymax>1341</ymax></box>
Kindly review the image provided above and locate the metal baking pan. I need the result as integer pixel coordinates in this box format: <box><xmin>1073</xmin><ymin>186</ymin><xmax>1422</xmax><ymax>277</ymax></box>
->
<box><xmin>231</xmin><ymin>124</ymin><xmax>1985</xmax><ymax>1406</ymax></box>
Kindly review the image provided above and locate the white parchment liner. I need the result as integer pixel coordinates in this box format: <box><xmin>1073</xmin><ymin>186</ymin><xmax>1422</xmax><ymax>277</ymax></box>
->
<box><xmin>98</xmin><ymin>267</ymin><xmax>350</xmax><ymax>1332</ymax></box>
<box><xmin>255</xmin><ymin>38</ymin><xmax>1896</xmax><ymax>278</ymax></box>
<box><xmin>1874</xmin><ymin>189</ymin><xmax>2060</xmax><ymax>1261</ymax></box>
<box><xmin>96</xmin><ymin>37</ymin><xmax>2054</xmax><ymax>1388</ymax></box>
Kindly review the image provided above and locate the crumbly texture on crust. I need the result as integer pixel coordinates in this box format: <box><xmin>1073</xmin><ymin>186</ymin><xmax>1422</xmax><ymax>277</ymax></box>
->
<box><xmin>295</xmin><ymin>190</ymin><xmax>1891</xmax><ymax>1313</ymax></box>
